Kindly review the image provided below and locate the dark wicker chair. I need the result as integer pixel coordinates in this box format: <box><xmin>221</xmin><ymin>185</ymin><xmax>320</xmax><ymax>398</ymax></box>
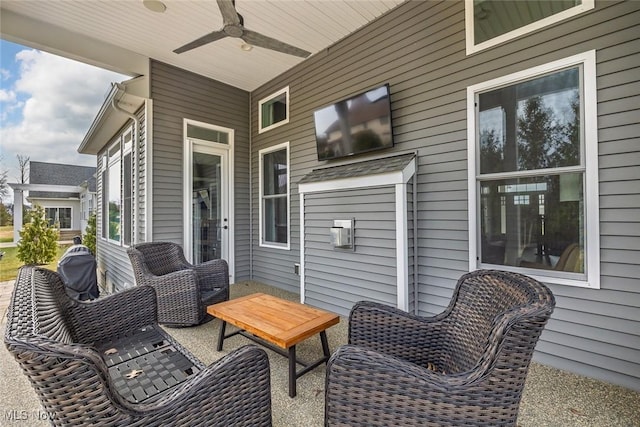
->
<box><xmin>5</xmin><ymin>266</ymin><xmax>272</xmax><ymax>427</ymax></box>
<box><xmin>127</xmin><ymin>241</ymin><xmax>229</xmax><ymax>327</ymax></box>
<box><xmin>325</xmin><ymin>269</ymin><xmax>555</xmax><ymax>427</ymax></box>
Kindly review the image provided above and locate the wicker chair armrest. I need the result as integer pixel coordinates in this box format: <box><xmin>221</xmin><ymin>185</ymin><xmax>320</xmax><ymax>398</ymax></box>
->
<box><xmin>348</xmin><ymin>301</ymin><xmax>449</xmax><ymax>364</ymax></box>
<box><xmin>131</xmin><ymin>344</ymin><xmax>272</xmax><ymax>424</ymax></box>
<box><xmin>139</xmin><ymin>269</ymin><xmax>203</xmax><ymax>326</ymax></box>
<box><xmin>326</xmin><ymin>345</ymin><xmax>482</xmax><ymax>426</ymax></box>
<box><xmin>66</xmin><ymin>286</ymin><xmax>158</xmax><ymax>344</ymax></box>
<box><xmin>192</xmin><ymin>258</ymin><xmax>229</xmax><ymax>292</ymax></box>
<box><xmin>141</xmin><ymin>269</ymin><xmax>201</xmax><ymax>301</ymax></box>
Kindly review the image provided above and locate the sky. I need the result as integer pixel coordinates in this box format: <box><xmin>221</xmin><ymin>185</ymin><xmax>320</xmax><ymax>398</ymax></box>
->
<box><xmin>0</xmin><ymin>39</ymin><xmax>128</xmax><ymax>202</ymax></box>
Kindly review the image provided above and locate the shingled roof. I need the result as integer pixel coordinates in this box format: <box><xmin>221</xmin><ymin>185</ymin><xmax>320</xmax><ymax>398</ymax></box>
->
<box><xmin>298</xmin><ymin>152</ymin><xmax>415</xmax><ymax>185</ymax></box>
<box><xmin>28</xmin><ymin>161</ymin><xmax>96</xmax><ymax>199</ymax></box>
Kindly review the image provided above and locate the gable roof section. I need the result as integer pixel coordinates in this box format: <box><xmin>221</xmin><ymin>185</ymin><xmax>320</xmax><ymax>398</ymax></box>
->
<box><xmin>29</xmin><ymin>161</ymin><xmax>96</xmax><ymax>199</ymax></box>
<box><xmin>79</xmin><ymin>76</ymin><xmax>148</xmax><ymax>155</ymax></box>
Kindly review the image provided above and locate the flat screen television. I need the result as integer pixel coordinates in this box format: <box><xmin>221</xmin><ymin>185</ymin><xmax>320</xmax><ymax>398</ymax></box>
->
<box><xmin>314</xmin><ymin>84</ymin><xmax>393</xmax><ymax>161</ymax></box>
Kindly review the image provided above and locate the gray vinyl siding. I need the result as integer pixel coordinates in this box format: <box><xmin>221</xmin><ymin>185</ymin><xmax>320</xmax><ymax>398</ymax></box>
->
<box><xmin>249</xmin><ymin>0</ymin><xmax>640</xmax><ymax>391</ymax></box>
<box><xmin>150</xmin><ymin>60</ymin><xmax>251</xmax><ymax>281</ymax></box>
<box><xmin>304</xmin><ymin>187</ymin><xmax>398</xmax><ymax>316</ymax></box>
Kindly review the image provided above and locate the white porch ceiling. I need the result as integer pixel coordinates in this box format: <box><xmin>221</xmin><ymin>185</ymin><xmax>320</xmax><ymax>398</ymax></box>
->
<box><xmin>0</xmin><ymin>0</ymin><xmax>404</xmax><ymax>91</ymax></box>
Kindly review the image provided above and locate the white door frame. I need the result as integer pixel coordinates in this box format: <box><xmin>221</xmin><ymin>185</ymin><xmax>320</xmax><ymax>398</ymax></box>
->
<box><xmin>182</xmin><ymin>119</ymin><xmax>235</xmax><ymax>282</ymax></box>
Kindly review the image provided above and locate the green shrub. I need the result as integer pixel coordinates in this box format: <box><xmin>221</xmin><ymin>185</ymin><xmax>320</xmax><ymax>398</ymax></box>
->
<box><xmin>16</xmin><ymin>205</ymin><xmax>60</xmax><ymax>265</ymax></box>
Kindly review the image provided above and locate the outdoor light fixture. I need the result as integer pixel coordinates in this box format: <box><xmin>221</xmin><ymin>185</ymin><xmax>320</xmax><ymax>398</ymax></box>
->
<box><xmin>143</xmin><ymin>0</ymin><xmax>166</xmax><ymax>13</ymax></box>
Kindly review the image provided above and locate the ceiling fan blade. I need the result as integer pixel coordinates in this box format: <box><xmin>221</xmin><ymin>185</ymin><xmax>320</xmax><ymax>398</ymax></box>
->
<box><xmin>242</xmin><ymin>29</ymin><xmax>311</xmax><ymax>58</ymax></box>
<box><xmin>174</xmin><ymin>31</ymin><xmax>227</xmax><ymax>54</ymax></box>
<box><xmin>217</xmin><ymin>0</ymin><xmax>241</xmax><ymax>26</ymax></box>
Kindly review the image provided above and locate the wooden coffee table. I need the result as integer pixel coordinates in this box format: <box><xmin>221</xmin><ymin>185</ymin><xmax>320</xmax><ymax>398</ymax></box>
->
<box><xmin>207</xmin><ymin>293</ymin><xmax>340</xmax><ymax>397</ymax></box>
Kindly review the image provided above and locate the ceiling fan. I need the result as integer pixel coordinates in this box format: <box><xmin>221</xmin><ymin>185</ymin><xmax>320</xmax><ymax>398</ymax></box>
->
<box><xmin>173</xmin><ymin>0</ymin><xmax>311</xmax><ymax>58</ymax></box>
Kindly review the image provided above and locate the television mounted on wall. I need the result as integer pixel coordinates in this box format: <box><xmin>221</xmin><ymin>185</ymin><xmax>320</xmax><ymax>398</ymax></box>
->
<box><xmin>314</xmin><ymin>84</ymin><xmax>394</xmax><ymax>161</ymax></box>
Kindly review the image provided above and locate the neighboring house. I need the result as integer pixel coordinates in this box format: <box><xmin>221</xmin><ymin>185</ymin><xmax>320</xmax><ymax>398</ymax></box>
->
<box><xmin>5</xmin><ymin>1</ymin><xmax>639</xmax><ymax>392</ymax></box>
<box><xmin>9</xmin><ymin>162</ymin><xmax>96</xmax><ymax>242</ymax></box>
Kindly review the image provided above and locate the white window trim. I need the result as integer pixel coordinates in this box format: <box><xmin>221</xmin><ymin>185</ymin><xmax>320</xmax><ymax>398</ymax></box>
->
<box><xmin>467</xmin><ymin>50</ymin><xmax>600</xmax><ymax>289</ymax></box>
<box><xmin>465</xmin><ymin>0</ymin><xmax>595</xmax><ymax>55</ymax></box>
<box><xmin>258</xmin><ymin>86</ymin><xmax>290</xmax><ymax>134</ymax></box>
<box><xmin>259</xmin><ymin>141</ymin><xmax>290</xmax><ymax>250</ymax></box>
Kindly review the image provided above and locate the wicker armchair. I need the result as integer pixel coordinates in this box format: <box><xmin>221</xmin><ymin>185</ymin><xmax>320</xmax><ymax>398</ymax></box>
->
<box><xmin>325</xmin><ymin>269</ymin><xmax>555</xmax><ymax>427</ymax></box>
<box><xmin>5</xmin><ymin>266</ymin><xmax>272</xmax><ymax>427</ymax></box>
<box><xmin>128</xmin><ymin>242</ymin><xmax>229</xmax><ymax>327</ymax></box>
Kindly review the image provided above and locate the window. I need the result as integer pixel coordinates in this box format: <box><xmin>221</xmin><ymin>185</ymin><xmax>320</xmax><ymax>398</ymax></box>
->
<box><xmin>258</xmin><ymin>87</ymin><xmax>289</xmax><ymax>133</ymax></box>
<box><xmin>259</xmin><ymin>142</ymin><xmax>290</xmax><ymax>249</ymax></box>
<box><xmin>467</xmin><ymin>51</ymin><xmax>599</xmax><ymax>288</ymax></box>
<box><xmin>187</xmin><ymin>123</ymin><xmax>229</xmax><ymax>144</ymax></box>
<box><xmin>465</xmin><ymin>0</ymin><xmax>594</xmax><ymax>55</ymax></box>
<box><xmin>45</xmin><ymin>207</ymin><xmax>72</xmax><ymax>229</ymax></box>
<box><xmin>101</xmin><ymin>154</ymin><xmax>108</xmax><ymax>239</ymax></box>
<box><xmin>107</xmin><ymin>141</ymin><xmax>121</xmax><ymax>243</ymax></box>
<box><xmin>102</xmin><ymin>126</ymin><xmax>134</xmax><ymax>246</ymax></box>
<box><xmin>122</xmin><ymin>130</ymin><xmax>133</xmax><ymax>246</ymax></box>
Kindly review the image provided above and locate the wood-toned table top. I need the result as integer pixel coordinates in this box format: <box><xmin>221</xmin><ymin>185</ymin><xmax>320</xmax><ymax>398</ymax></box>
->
<box><xmin>207</xmin><ymin>293</ymin><xmax>340</xmax><ymax>348</ymax></box>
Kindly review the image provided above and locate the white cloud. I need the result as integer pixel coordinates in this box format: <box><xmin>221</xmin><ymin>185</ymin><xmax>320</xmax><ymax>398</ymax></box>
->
<box><xmin>0</xmin><ymin>89</ymin><xmax>16</xmax><ymax>102</ymax></box>
<box><xmin>0</xmin><ymin>49</ymin><xmax>127</xmax><ymax>199</ymax></box>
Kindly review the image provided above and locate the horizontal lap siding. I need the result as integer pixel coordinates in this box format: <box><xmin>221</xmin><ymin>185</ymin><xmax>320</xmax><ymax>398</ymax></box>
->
<box><xmin>150</xmin><ymin>61</ymin><xmax>251</xmax><ymax>281</ymax></box>
<box><xmin>304</xmin><ymin>188</ymin><xmax>397</xmax><ymax>316</ymax></box>
<box><xmin>250</xmin><ymin>0</ymin><xmax>640</xmax><ymax>390</ymax></box>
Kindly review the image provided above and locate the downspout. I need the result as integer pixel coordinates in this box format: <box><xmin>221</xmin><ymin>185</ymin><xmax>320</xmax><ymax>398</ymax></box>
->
<box><xmin>413</xmin><ymin>151</ymin><xmax>419</xmax><ymax>315</ymax></box>
<box><xmin>110</xmin><ymin>83</ymin><xmax>140</xmax><ymax>244</ymax></box>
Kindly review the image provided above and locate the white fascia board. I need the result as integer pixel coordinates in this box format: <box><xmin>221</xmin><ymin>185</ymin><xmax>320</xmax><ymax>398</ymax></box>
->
<box><xmin>9</xmin><ymin>183</ymin><xmax>84</xmax><ymax>192</ymax></box>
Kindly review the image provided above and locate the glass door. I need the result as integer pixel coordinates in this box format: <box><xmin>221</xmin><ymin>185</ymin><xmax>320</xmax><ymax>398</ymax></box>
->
<box><xmin>192</xmin><ymin>150</ymin><xmax>227</xmax><ymax>263</ymax></box>
<box><xmin>183</xmin><ymin>120</ymin><xmax>233</xmax><ymax>276</ymax></box>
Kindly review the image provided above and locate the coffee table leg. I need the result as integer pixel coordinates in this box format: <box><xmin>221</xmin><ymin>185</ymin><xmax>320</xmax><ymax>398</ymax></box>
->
<box><xmin>288</xmin><ymin>345</ymin><xmax>297</xmax><ymax>398</ymax></box>
<box><xmin>217</xmin><ymin>321</ymin><xmax>227</xmax><ymax>351</ymax></box>
<box><xmin>320</xmin><ymin>331</ymin><xmax>330</xmax><ymax>358</ymax></box>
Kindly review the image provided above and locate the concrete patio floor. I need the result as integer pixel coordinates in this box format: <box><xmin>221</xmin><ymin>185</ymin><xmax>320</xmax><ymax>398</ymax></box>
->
<box><xmin>1</xmin><ymin>278</ymin><xmax>639</xmax><ymax>426</ymax></box>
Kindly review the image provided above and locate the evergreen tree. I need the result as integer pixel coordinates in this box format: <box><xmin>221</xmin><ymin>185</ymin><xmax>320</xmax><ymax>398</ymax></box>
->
<box><xmin>479</xmin><ymin>129</ymin><xmax>504</xmax><ymax>173</ymax></box>
<box><xmin>0</xmin><ymin>203</ymin><xmax>11</xmax><ymax>226</ymax></box>
<box><xmin>16</xmin><ymin>205</ymin><xmax>59</xmax><ymax>265</ymax></box>
<box><xmin>83</xmin><ymin>212</ymin><xmax>97</xmax><ymax>255</ymax></box>
<box><xmin>517</xmin><ymin>96</ymin><xmax>555</xmax><ymax>170</ymax></box>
